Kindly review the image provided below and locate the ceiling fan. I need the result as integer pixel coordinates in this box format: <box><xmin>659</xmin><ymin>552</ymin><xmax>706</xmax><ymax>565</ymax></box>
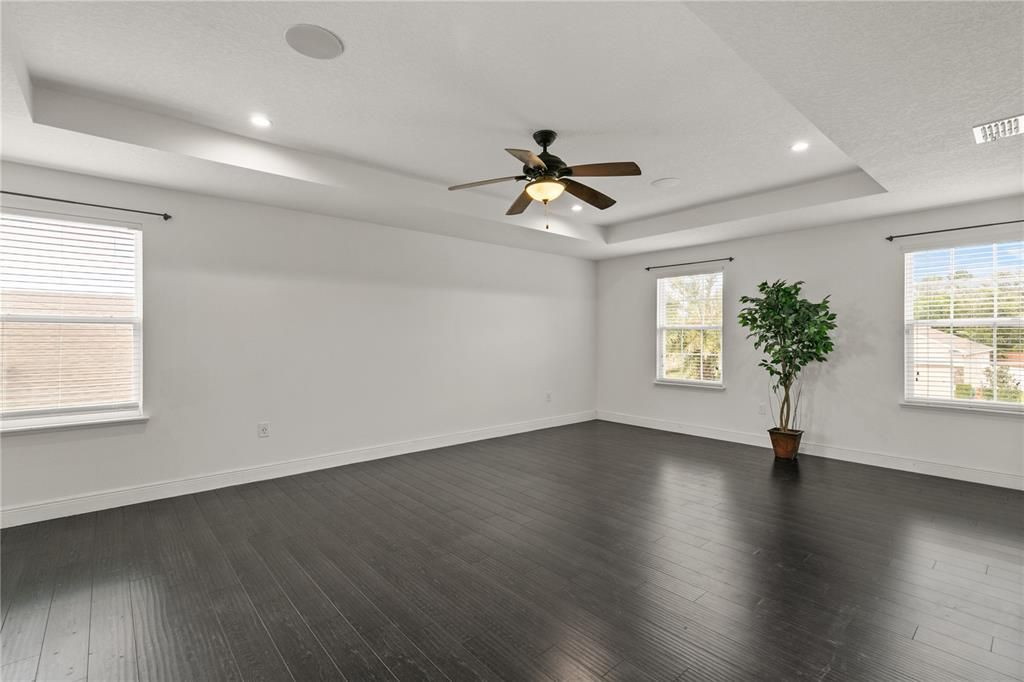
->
<box><xmin>447</xmin><ymin>130</ymin><xmax>641</xmax><ymax>215</ymax></box>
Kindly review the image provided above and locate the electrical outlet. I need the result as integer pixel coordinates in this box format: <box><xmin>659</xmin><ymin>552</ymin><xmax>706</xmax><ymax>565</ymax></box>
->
<box><xmin>545</xmin><ymin>392</ymin><xmax>552</xmax><ymax>403</ymax></box>
<box><xmin>758</xmin><ymin>403</ymin><xmax>767</xmax><ymax>415</ymax></box>
<box><xmin>257</xmin><ymin>422</ymin><xmax>271</xmax><ymax>438</ymax></box>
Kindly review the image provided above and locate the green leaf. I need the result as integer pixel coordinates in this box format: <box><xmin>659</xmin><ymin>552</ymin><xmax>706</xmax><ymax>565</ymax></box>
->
<box><xmin>737</xmin><ymin>279</ymin><xmax>837</xmax><ymax>397</ymax></box>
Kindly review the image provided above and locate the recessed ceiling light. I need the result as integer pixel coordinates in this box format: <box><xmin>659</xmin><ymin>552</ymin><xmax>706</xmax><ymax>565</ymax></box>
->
<box><xmin>571</xmin><ymin>204</ymin><xmax>583</xmax><ymax>212</ymax></box>
<box><xmin>250</xmin><ymin>113</ymin><xmax>272</xmax><ymax>128</ymax></box>
<box><xmin>790</xmin><ymin>140</ymin><xmax>810</xmax><ymax>152</ymax></box>
<box><xmin>285</xmin><ymin>24</ymin><xmax>344</xmax><ymax>60</ymax></box>
<box><xmin>651</xmin><ymin>177</ymin><xmax>681</xmax><ymax>189</ymax></box>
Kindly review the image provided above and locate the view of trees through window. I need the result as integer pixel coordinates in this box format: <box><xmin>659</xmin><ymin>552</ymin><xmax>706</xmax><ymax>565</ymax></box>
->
<box><xmin>657</xmin><ymin>271</ymin><xmax>723</xmax><ymax>383</ymax></box>
<box><xmin>905</xmin><ymin>241</ymin><xmax>1023</xmax><ymax>406</ymax></box>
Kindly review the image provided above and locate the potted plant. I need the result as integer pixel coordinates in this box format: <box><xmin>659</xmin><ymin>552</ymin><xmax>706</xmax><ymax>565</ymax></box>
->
<box><xmin>738</xmin><ymin>280</ymin><xmax>837</xmax><ymax>460</ymax></box>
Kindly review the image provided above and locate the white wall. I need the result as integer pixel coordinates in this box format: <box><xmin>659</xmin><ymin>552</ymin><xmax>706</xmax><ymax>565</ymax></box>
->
<box><xmin>597</xmin><ymin>195</ymin><xmax>1024</xmax><ymax>489</ymax></box>
<box><xmin>0</xmin><ymin>162</ymin><xmax>597</xmax><ymax>524</ymax></box>
<box><xmin>3</xmin><ymin>162</ymin><xmax>1020</xmax><ymax>528</ymax></box>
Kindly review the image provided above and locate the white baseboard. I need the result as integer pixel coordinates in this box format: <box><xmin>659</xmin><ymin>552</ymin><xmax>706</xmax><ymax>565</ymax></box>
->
<box><xmin>596</xmin><ymin>410</ymin><xmax>1024</xmax><ymax>491</ymax></box>
<box><xmin>1</xmin><ymin>410</ymin><xmax>597</xmax><ymax>528</ymax></box>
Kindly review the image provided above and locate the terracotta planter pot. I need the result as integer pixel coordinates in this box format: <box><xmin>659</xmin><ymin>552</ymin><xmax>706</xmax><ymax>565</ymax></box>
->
<box><xmin>768</xmin><ymin>428</ymin><xmax>803</xmax><ymax>460</ymax></box>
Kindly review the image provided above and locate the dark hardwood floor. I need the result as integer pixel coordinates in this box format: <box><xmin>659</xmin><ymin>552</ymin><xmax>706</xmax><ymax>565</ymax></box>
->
<box><xmin>2</xmin><ymin>420</ymin><xmax>1023</xmax><ymax>681</ymax></box>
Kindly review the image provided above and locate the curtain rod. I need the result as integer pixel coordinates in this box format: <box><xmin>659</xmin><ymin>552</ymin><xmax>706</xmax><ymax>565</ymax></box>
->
<box><xmin>0</xmin><ymin>191</ymin><xmax>172</xmax><ymax>221</ymax></box>
<box><xmin>645</xmin><ymin>257</ymin><xmax>733</xmax><ymax>272</ymax></box>
<box><xmin>885</xmin><ymin>219</ymin><xmax>1021</xmax><ymax>242</ymax></box>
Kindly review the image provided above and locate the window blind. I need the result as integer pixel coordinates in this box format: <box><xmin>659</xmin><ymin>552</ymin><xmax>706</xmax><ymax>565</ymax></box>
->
<box><xmin>1</xmin><ymin>210</ymin><xmax>142</xmax><ymax>421</ymax></box>
<box><xmin>656</xmin><ymin>271</ymin><xmax>723</xmax><ymax>384</ymax></box>
<box><xmin>904</xmin><ymin>241</ymin><xmax>1023</xmax><ymax>408</ymax></box>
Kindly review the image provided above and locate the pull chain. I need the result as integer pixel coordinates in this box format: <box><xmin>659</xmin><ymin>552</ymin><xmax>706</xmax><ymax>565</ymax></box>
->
<box><xmin>544</xmin><ymin>201</ymin><xmax>549</xmax><ymax>229</ymax></box>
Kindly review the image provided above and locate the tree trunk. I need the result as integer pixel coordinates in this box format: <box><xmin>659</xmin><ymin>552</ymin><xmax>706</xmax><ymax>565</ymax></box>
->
<box><xmin>779</xmin><ymin>379</ymin><xmax>793</xmax><ymax>431</ymax></box>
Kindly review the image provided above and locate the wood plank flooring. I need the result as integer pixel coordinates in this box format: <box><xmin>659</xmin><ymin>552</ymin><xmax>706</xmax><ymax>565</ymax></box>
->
<box><xmin>2</xmin><ymin>420</ymin><xmax>1023</xmax><ymax>681</ymax></box>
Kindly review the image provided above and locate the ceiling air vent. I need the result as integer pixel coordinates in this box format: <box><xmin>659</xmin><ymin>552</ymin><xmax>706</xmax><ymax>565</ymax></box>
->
<box><xmin>973</xmin><ymin>115</ymin><xmax>1021</xmax><ymax>144</ymax></box>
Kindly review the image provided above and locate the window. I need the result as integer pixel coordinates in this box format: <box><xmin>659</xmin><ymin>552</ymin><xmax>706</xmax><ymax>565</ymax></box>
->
<box><xmin>656</xmin><ymin>270</ymin><xmax>723</xmax><ymax>385</ymax></box>
<box><xmin>904</xmin><ymin>240</ymin><xmax>1023</xmax><ymax>410</ymax></box>
<box><xmin>1</xmin><ymin>209</ymin><xmax>143</xmax><ymax>427</ymax></box>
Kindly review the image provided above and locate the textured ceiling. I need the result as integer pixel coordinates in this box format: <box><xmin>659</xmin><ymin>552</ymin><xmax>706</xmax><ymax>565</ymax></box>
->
<box><xmin>687</xmin><ymin>2</ymin><xmax>1023</xmax><ymax>202</ymax></box>
<box><xmin>2</xmin><ymin>1</ymin><xmax>1022</xmax><ymax>259</ymax></box>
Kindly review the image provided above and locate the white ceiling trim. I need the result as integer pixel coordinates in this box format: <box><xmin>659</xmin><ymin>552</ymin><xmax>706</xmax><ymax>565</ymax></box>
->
<box><xmin>30</xmin><ymin>82</ymin><xmax>607</xmax><ymax>245</ymax></box>
<box><xmin>609</xmin><ymin>170</ymin><xmax>885</xmax><ymax>244</ymax></box>
<box><xmin>24</xmin><ymin>78</ymin><xmax>894</xmax><ymax>256</ymax></box>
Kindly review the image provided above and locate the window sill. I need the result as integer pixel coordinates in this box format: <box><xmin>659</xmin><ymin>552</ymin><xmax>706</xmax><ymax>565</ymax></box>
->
<box><xmin>900</xmin><ymin>400</ymin><xmax>1023</xmax><ymax>417</ymax></box>
<box><xmin>1</xmin><ymin>412</ymin><xmax>149</xmax><ymax>435</ymax></box>
<box><xmin>654</xmin><ymin>379</ymin><xmax>725</xmax><ymax>390</ymax></box>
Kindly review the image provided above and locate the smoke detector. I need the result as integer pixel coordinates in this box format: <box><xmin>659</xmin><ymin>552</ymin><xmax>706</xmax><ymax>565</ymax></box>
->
<box><xmin>973</xmin><ymin>115</ymin><xmax>1021</xmax><ymax>144</ymax></box>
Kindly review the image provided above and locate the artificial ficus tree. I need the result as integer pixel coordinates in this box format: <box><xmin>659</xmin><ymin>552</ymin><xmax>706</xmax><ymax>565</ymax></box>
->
<box><xmin>738</xmin><ymin>280</ymin><xmax>837</xmax><ymax>432</ymax></box>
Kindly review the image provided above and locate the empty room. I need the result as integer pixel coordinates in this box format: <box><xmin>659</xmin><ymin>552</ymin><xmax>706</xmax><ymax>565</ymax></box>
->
<box><xmin>1</xmin><ymin>1</ymin><xmax>1022</xmax><ymax>680</ymax></box>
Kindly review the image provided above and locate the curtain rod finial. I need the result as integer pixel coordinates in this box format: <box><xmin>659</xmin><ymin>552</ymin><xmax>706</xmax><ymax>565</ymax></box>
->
<box><xmin>162</xmin><ymin>213</ymin><xmax>172</xmax><ymax>221</ymax></box>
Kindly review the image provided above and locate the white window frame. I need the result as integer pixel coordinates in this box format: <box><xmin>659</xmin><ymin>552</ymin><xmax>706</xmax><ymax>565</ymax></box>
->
<box><xmin>902</xmin><ymin>237</ymin><xmax>1024</xmax><ymax>415</ymax></box>
<box><xmin>655</xmin><ymin>267</ymin><xmax>725</xmax><ymax>389</ymax></box>
<box><xmin>0</xmin><ymin>206</ymin><xmax>147</xmax><ymax>432</ymax></box>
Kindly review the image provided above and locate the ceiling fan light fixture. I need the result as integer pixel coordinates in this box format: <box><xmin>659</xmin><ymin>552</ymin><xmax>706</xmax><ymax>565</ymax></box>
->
<box><xmin>449</xmin><ymin>130</ymin><xmax>640</xmax><ymax>216</ymax></box>
<box><xmin>525</xmin><ymin>178</ymin><xmax>565</xmax><ymax>203</ymax></box>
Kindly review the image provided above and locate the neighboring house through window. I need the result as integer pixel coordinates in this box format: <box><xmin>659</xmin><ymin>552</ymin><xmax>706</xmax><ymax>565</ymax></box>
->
<box><xmin>905</xmin><ymin>240</ymin><xmax>1023</xmax><ymax>409</ymax></box>
<box><xmin>1</xmin><ymin>209</ymin><xmax>143</xmax><ymax>429</ymax></box>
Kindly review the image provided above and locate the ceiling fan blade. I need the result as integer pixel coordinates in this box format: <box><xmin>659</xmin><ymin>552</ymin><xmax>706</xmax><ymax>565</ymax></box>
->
<box><xmin>562</xmin><ymin>178</ymin><xmax>616</xmax><ymax>210</ymax></box>
<box><xmin>506</xmin><ymin>190</ymin><xmax>533</xmax><ymax>215</ymax></box>
<box><xmin>561</xmin><ymin>162</ymin><xmax>641</xmax><ymax>177</ymax></box>
<box><xmin>505</xmin><ymin>148</ymin><xmax>546</xmax><ymax>170</ymax></box>
<box><xmin>448</xmin><ymin>176</ymin><xmax>523</xmax><ymax>191</ymax></box>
